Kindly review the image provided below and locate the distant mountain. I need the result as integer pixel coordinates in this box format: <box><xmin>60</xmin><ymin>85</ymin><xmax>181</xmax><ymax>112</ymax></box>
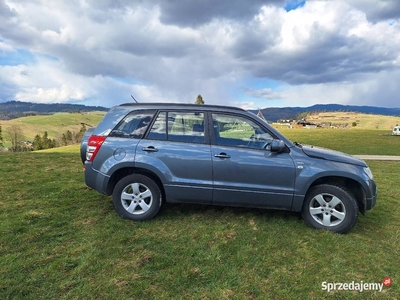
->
<box><xmin>251</xmin><ymin>104</ymin><xmax>400</xmax><ymax>122</ymax></box>
<box><xmin>1</xmin><ymin>101</ymin><xmax>399</xmax><ymax>122</ymax></box>
<box><xmin>0</xmin><ymin>101</ymin><xmax>108</xmax><ymax>120</ymax></box>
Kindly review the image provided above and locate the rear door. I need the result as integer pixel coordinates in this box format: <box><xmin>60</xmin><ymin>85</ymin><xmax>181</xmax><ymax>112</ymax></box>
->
<box><xmin>136</xmin><ymin>110</ymin><xmax>213</xmax><ymax>204</ymax></box>
<box><xmin>210</xmin><ymin>113</ymin><xmax>296</xmax><ymax>209</ymax></box>
<box><xmin>91</xmin><ymin>109</ymin><xmax>156</xmax><ymax>172</ymax></box>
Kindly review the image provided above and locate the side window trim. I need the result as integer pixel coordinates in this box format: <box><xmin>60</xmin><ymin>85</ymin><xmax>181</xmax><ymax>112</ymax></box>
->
<box><xmin>145</xmin><ymin>110</ymin><xmax>167</xmax><ymax>141</ymax></box>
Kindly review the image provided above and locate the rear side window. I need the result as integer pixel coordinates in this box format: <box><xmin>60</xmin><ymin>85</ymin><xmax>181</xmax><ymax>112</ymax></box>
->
<box><xmin>109</xmin><ymin>110</ymin><xmax>155</xmax><ymax>139</ymax></box>
<box><xmin>147</xmin><ymin>111</ymin><xmax>205</xmax><ymax>144</ymax></box>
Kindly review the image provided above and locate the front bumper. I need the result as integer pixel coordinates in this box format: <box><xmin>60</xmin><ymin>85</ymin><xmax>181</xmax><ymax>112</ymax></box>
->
<box><xmin>365</xmin><ymin>179</ymin><xmax>378</xmax><ymax>210</ymax></box>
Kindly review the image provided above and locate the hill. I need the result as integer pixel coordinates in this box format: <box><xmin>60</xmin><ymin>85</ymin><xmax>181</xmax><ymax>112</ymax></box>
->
<box><xmin>253</xmin><ymin>104</ymin><xmax>400</xmax><ymax>122</ymax></box>
<box><xmin>301</xmin><ymin>111</ymin><xmax>399</xmax><ymax>130</ymax></box>
<box><xmin>0</xmin><ymin>111</ymin><xmax>105</xmax><ymax>148</ymax></box>
<box><xmin>0</xmin><ymin>101</ymin><xmax>108</xmax><ymax>120</ymax></box>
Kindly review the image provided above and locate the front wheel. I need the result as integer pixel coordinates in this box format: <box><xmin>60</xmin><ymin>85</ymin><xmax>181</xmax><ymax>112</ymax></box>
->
<box><xmin>112</xmin><ymin>174</ymin><xmax>162</xmax><ymax>221</ymax></box>
<box><xmin>301</xmin><ymin>184</ymin><xmax>358</xmax><ymax>234</ymax></box>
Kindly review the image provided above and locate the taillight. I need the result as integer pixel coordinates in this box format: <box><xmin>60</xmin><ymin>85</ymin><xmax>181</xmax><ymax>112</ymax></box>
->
<box><xmin>86</xmin><ymin>136</ymin><xmax>106</xmax><ymax>162</ymax></box>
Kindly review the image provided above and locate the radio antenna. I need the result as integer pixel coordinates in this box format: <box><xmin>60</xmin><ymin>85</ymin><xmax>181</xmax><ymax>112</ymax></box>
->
<box><xmin>130</xmin><ymin>95</ymin><xmax>138</xmax><ymax>103</ymax></box>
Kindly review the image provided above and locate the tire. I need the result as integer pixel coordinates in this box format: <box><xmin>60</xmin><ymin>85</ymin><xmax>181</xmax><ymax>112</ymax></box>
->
<box><xmin>112</xmin><ymin>174</ymin><xmax>162</xmax><ymax>221</ymax></box>
<box><xmin>301</xmin><ymin>184</ymin><xmax>358</xmax><ymax>234</ymax></box>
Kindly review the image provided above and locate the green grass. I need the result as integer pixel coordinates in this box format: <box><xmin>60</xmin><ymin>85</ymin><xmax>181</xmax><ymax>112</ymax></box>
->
<box><xmin>0</xmin><ymin>150</ymin><xmax>399</xmax><ymax>299</ymax></box>
<box><xmin>39</xmin><ymin>144</ymin><xmax>80</xmax><ymax>153</ymax></box>
<box><xmin>279</xmin><ymin>128</ymin><xmax>400</xmax><ymax>155</ymax></box>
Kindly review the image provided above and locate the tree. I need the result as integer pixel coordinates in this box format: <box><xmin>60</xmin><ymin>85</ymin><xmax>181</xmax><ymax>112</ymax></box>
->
<box><xmin>7</xmin><ymin>125</ymin><xmax>25</xmax><ymax>152</ymax></box>
<box><xmin>65</xmin><ymin>130</ymin><xmax>73</xmax><ymax>144</ymax></box>
<box><xmin>42</xmin><ymin>131</ymin><xmax>52</xmax><ymax>149</ymax></box>
<box><xmin>76</xmin><ymin>123</ymin><xmax>87</xmax><ymax>143</ymax></box>
<box><xmin>33</xmin><ymin>131</ymin><xmax>57</xmax><ymax>150</ymax></box>
<box><xmin>33</xmin><ymin>134</ymin><xmax>43</xmax><ymax>150</ymax></box>
<box><xmin>0</xmin><ymin>125</ymin><xmax>4</xmax><ymax>149</ymax></box>
<box><xmin>195</xmin><ymin>94</ymin><xmax>204</xmax><ymax>105</ymax></box>
<box><xmin>60</xmin><ymin>129</ymin><xmax>75</xmax><ymax>146</ymax></box>
<box><xmin>61</xmin><ymin>133</ymin><xmax>68</xmax><ymax>146</ymax></box>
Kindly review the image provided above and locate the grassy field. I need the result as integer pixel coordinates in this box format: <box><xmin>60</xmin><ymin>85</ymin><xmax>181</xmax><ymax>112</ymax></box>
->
<box><xmin>302</xmin><ymin>111</ymin><xmax>400</xmax><ymax>130</ymax></box>
<box><xmin>1</xmin><ymin>137</ymin><xmax>399</xmax><ymax>299</ymax></box>
<box><xmin>272</xmin><ymin>111</ymin><xmax>400</xmax><ymax>130</ymax></box>
<box><xmin>279</xmin><ymin>128</ymin><xmax>400</xmax><ymax>155</ymax></box>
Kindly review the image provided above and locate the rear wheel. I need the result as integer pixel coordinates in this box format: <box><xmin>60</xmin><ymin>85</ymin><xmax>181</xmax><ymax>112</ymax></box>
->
<box><xmin>301</xmin><ymin>184</ymin><xmax>358</xmax><ymax>233</ymax></box>
<box><xmin>112</xmin><ymin>174</ymin><xmax>162</xmax><ymax>221</ymax></box>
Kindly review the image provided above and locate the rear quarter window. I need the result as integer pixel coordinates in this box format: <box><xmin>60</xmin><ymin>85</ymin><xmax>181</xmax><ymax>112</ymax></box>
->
<box><xmin>109</xmin><ymin>110</ymin><xmax>155</xmax><ymax>139</ymax></box>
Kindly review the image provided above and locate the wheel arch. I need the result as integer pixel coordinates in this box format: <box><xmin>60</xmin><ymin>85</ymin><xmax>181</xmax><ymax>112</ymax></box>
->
<box><xmin>106</xmin><ymin>167</ymin><xmax>166</xmax><ymax>203</ymax></box>
<box><xmin>306</xmin><ymin>176</ymin><xmax>366</xmax><ymax>215</ymax></box>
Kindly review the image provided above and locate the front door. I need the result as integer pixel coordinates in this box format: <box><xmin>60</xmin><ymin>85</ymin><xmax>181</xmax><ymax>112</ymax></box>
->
<box><xmin>211</xmin><ymin>113</ymin><xmax>296</xmax><ymax>209</ymax></box>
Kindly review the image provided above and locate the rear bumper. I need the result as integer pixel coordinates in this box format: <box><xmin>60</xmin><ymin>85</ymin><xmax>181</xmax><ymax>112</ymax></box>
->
<box><xmin>84</xmin><ymin>163</ymin><xmax>110</xmax><ymax>195</ymax></box>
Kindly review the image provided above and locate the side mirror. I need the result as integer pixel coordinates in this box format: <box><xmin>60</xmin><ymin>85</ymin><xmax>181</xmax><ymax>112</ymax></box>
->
<box><xmin>270</xmin><ymin>139</ymin><xmax>286</xmax><ymax>153</ymax></box>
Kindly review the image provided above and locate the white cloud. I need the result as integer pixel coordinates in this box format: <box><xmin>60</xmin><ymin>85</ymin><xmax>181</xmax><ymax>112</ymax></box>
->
<box><xmin>1</xmin><ymin>0</ymin><xmax>400</xmax><ymax>108</ymax></box>
<box><xmin>0</xmin><ymin>41</ymin><xmax>13</xmax><ymax>52</ymax></box>
<box><xmin>244</xmin><ymin>87</ymin><xmax>286</xmax><ymax>100</ymax></box>
<box><xmin>346</xmin><ymin>0</ymin><xmax>400</xmax><ymax>22</ymax></box>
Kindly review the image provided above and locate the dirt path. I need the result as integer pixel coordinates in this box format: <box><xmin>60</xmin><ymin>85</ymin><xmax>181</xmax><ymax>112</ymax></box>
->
<box><xmin>354</xmin><ymin>155</ymin><xmax>400</xmax><ymax>161</ymax></box>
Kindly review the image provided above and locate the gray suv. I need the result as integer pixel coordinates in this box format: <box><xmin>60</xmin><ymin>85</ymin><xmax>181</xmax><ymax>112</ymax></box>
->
<box><xmin>82</xmin><ymin>103</ymin><xmax>378</xmax><ymax>233</ymax></box>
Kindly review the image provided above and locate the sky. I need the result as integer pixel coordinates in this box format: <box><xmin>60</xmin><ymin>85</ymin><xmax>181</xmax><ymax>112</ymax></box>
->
<box><xmin>1</xmin><ymin>0</ymin><xmax>400</xmax><ymax>109</ymax></box>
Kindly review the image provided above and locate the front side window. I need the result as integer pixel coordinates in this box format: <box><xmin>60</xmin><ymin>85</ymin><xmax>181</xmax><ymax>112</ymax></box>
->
<box><xmin>148</xmin><ymin>111</ymin><xmax>205</xmax><ymax>144</ymax></box>
<box><xmin>212</xmin><ymin>114</ymin><xmax>273</xmax><ymax>149</ymax></box>
<box><xmin>109</xmin><ymin>110</ymin><xmax>155</xmax><ymax>139</ymax></box>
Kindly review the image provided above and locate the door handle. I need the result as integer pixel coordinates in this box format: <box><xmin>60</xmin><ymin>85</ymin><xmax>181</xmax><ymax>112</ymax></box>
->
<box><xmin>214</xmin><ymin>153</ymin><xmax>231</xmax><ymax>159</ymax></box>
<box><xmin>142</xmin><ymin>146</ymin><xmax>158</xmax><ymax>152</ymax></box>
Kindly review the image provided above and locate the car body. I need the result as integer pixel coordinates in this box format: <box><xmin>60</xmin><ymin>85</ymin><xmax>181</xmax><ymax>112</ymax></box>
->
<box><xmin>82</xmin><ymin>103</ymin><xmax>378</xmax><ymax>233</ymax></box>
<box><xmin>392</xmin><ymin>126</ymin><xmax>400</xmax><ymax>136</ymax></box>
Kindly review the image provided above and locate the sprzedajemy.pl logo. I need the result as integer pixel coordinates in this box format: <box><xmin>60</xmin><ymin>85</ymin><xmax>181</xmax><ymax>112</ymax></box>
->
<box><xmin>322</xmin><ymin>277</ymin><xmax>392</xmax><ymax>293</ymax></box>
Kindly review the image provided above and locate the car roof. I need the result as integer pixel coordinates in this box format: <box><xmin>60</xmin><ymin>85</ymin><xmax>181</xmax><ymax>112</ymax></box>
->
<box><xmin>118</xmin><ymin>102</ymin><xmax>247</xmax><ymax>113</ymax></box>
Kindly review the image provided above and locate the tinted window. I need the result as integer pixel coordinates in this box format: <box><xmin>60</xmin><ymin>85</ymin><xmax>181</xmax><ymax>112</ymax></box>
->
<box><xmin>109</xmin><ymin>110</ymin><xmax>155</xmax><ymax>139</ymax></box>
<box><xmin>147</xmin><ymin>111</ymin><xmax>205</xmax><ymax>144</ymax></box>
<box><xmin>212</xmin><ymin>114</ymin><xmax>273</xmax><ymax>149</ymax></box>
